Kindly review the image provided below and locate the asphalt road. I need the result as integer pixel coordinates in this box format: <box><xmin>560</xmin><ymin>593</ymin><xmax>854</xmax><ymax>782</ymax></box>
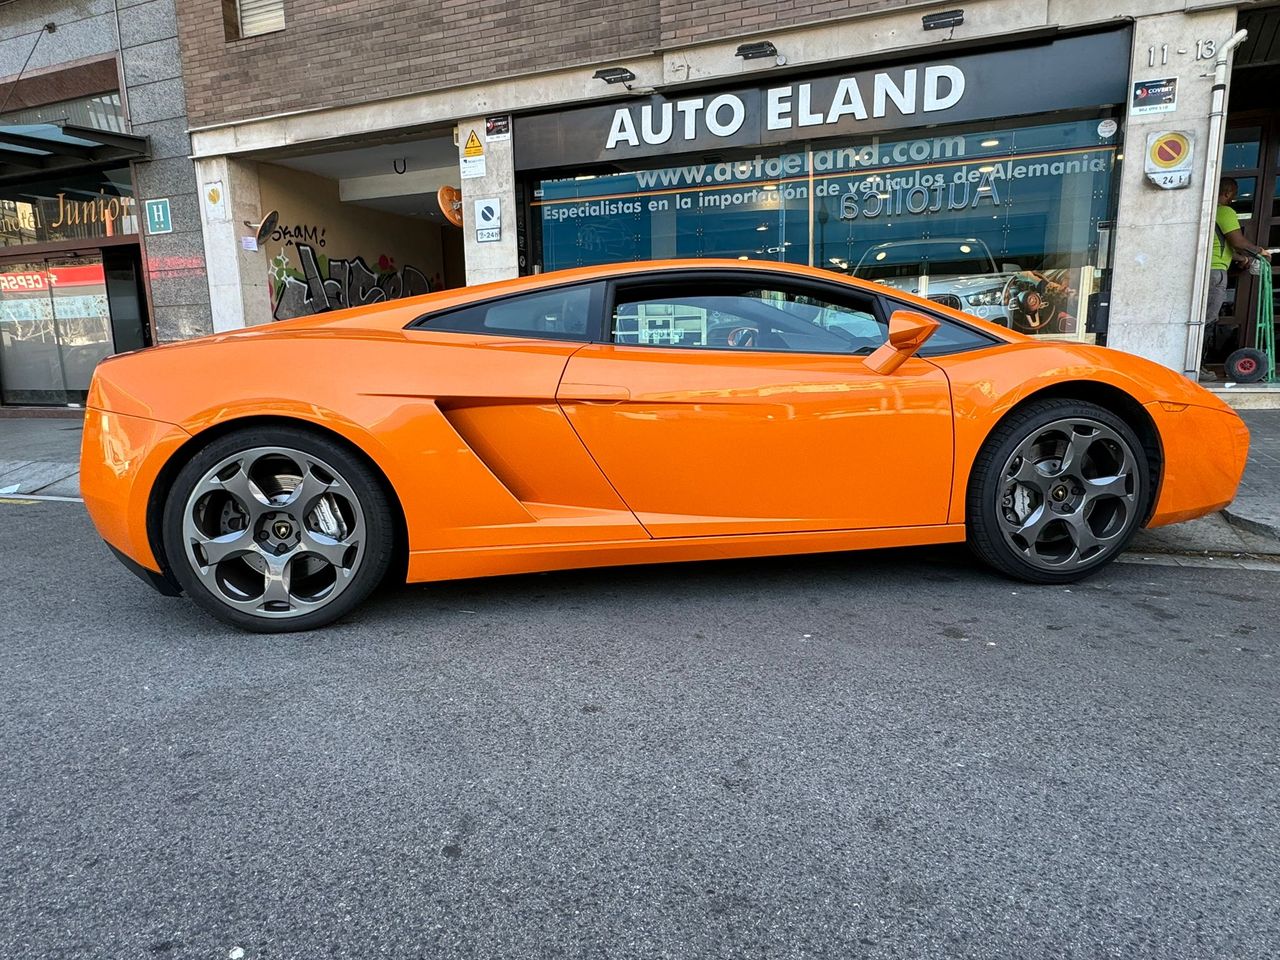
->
<box><xmin>2</xmin><ymin>501</ymin><xmax>1278</xmax><ymax>959</ymax></box>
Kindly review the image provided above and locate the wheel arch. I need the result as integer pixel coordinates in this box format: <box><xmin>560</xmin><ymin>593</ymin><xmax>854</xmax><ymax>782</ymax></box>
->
<box><xmin>145</xmin><ymin>414</ymin><xmax>410</xmax><ymax>589</ymax></box>
<box><xmin>973</xmin><ymin>379</ymin><xmax>1164</xmax><ymax>525</ymax></box>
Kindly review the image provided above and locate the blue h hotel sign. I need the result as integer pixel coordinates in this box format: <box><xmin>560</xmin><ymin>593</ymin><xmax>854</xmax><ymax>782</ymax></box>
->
<box><xmin>144</xmin><ymin>198</ymin><xmax>172</xmax><ymax>235</ymax></box>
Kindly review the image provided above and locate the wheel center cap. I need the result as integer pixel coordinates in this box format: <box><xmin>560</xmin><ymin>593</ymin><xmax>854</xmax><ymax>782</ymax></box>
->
<box><xmin>273</xmin><ymin>520</ymin><xmax>293</xmax><ymax>539</ymax></box>
<box><xmin>1051</xmin><ymin>485</ymin><xmax>1069</xmax><ymax>502</ymax></box>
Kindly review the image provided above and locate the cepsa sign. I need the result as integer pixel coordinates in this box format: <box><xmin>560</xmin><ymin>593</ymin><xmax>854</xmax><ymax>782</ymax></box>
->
<box><xmin>0</xmin><ymin>272</ymin><xmax>49</xmax><ymax>292</ymax></box>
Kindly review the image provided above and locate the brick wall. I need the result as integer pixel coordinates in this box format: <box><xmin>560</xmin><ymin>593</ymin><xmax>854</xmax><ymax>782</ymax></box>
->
<box><xmin>176</xmin><ymin>0</ymin><xmax>925</xmax><ymax>128</ymax></box>
<box><xmin>176</xmin><ymin>0</ymin><xmax>662</xmax><ymax>128</ymax></box>
<box><xmin>659</xmin><ymin>0</ymin><xmax>920</xmax><ymax>46</ymax></box>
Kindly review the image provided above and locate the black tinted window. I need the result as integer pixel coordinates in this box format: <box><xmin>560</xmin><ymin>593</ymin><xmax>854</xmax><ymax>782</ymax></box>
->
<box><xmin>911</xmin><ymin>313</ymin><xmax>998</xmax><ymax>356</ymax></box>
<box><xmin>420</xmin><ymin>283</ymin><xmax>597</xmax><ymax>340</ymax></box>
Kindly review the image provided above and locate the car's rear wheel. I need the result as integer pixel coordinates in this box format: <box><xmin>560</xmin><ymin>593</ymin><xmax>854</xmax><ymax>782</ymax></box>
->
<box><xmin>162</xmin><ymin>427</ymin><xmax>394</xmax><ymax>632</ymax></box>
<box><xmin>966</xmin><ymin>400</ymin><xmax>1149</xmax><ymax>584</ymax></box>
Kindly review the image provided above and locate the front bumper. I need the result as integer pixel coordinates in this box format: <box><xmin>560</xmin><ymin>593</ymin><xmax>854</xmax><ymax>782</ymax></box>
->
<box><xmin>1145</xmin><ymin>401</ymin><xmax>1251</xmax><ymax>528</ymax></box>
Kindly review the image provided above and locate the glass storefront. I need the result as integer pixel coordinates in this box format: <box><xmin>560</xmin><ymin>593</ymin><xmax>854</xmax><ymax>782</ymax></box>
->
<box><xmin>532</xmin><ymin>114</ymin><xmax>1120</xmax><ymax>342</ymax></box>
<box><xmin>0</xmin><ymin>165</ymin><xmax>146</xmax><ymax>405</ymax></box>
<box><xmin>0</xmin><ymin>94</ymin><xmax>155</xmax><ymax>404</ymax></box>
<box><xmin>516</xmin><ymin>27</ymin><xmax>1130</xmax><ymax>344</ymax></box>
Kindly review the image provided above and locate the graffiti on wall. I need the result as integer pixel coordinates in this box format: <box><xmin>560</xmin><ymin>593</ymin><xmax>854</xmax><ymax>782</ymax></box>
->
<box><xmin>269</xmin><ymin>242</ymin><xmax>432</xmax><ymax>320</ymax></box>
<box><xmin>270</xmin><ymin>222</ymin><xmax>327</xmax><ymax>248</ymax></box>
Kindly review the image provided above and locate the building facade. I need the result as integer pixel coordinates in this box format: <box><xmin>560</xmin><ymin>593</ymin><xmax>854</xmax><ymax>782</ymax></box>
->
<box><xmin>8</xmin><ymin>0</ymin><xmax>1276</xmax><ymax>406</ymax></box>
<box><xmin>0</xmin><ymin>0</ymin><xmax>211</xmax><ymax>406</ymax></box>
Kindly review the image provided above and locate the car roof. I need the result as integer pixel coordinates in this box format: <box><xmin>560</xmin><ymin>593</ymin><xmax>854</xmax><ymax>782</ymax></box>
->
<box><xmin>325</xmin><ymin>258</ymin><xmax>890</xmax><ymax>327</ymax></box>
<box><xmin>290</xmin><ymin>258</ymin><xmax>1019</xmax><ymax>344</ymax></box>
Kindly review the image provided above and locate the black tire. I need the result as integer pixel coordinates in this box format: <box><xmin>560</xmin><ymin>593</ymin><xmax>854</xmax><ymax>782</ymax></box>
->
<box><xmin>1225</xmin><ymin>347</ymin><xmax>1269</xmax><ymax>383</ymax></box>
<box><xmin>161</xmin><ymin>425</ymin><xmax>396</xmax><ymax>632</ymax></box>
<box><xmin>966</xmin><ymin>399</ymin><xmax>1149</xmax><ymax>585</ymax></box>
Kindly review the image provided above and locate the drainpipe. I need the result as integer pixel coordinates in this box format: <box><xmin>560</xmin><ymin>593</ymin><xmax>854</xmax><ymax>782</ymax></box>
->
<box><xmin>1183</xmin><ymin>28</ymin><xmax>1249</xmax><ymax>378</ymax></box>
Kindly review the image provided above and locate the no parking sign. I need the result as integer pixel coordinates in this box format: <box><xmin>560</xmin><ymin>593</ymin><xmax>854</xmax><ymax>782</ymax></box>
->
<box><xmin>1144</xmin><ymin>130</ymin><xmax>1193</xmax><ymax>190</ymax></box>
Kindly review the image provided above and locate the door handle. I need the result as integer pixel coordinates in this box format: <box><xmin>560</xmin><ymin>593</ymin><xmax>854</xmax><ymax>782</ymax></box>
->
<box><xmin>559</xmin><ymin>383</ymin><xmax>630</xmax><ymax>402</ymax></box>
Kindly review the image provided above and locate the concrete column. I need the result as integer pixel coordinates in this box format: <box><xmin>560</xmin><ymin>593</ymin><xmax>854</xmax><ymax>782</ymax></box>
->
<box><xmin>457</xmin><ymin>117</ymin><xmax>519</xmax><ymax>285</ymax></box>
<box><xmin>1106</xmin><ymin>9</ymin><xmax>1238</xmax><ymax>369</ymax></box>
<box><xmin>194</xmin><ymin>155</ymin><xmax>273</xmax><ymax>331</ymax></box>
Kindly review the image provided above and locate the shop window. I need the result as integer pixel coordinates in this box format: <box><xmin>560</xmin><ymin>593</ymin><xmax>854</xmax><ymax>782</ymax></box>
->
<box><xmin>532</xmin><ymin>115</ymin><xmax>1121</xmax><ymax>343</ymax></box>
<box><xmin>612</xmin><ymin>280</ymin><xmax>885</xmax><ymax>354</ymax></box>
<box><xmin>416</xmin><ymin>283</ymin><xmax>597</xmax><ymax>341</ymax></box>
<box><xmin>224</xmin><ymin>0</ymin><xmax>285</xmax><ymax>40</ymax></box>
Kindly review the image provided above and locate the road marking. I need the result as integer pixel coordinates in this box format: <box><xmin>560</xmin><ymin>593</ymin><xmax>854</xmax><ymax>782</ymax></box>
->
<box><xmin>0</xmin><ymin>493</ymin><xmax>83</xmax><ymax>504</ymax></box>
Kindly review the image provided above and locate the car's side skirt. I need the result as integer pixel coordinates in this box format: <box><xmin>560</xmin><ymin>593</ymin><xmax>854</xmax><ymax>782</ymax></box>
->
<box><xmin>406</xmin><ymin>524</ymin><xmax>968</xmax><ymax>583</ymax></box>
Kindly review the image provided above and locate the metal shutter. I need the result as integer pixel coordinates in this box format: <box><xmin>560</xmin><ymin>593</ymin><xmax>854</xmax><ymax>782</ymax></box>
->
<box><xmin>237</xmin><ymin>0</ymin><xmax>285</xmax><ymax>36</ymax></box>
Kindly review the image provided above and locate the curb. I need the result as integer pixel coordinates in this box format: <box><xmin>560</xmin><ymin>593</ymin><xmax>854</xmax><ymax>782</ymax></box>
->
<box><xmin>0</xmin><ymin>407</ymin><xmax>85</xmax><ymax>420</ymax></box>
<box><xmin>1221</xmin><ymin>507</ymin><xmax>1280</xmax><ymax>544</ymax></box>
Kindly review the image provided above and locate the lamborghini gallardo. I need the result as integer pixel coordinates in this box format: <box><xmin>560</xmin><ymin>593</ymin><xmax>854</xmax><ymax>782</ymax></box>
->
<box><xmin>81</xmin><ymin>260</ymin><xmax>1250</xmax><ymax>631</ymax></box>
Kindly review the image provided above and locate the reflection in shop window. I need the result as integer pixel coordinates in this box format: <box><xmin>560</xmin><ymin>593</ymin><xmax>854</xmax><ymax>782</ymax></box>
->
<box><xmin>534</xmin><ymin>116</ymin><xmax>1120</xmax><ymax>342</ymax></box>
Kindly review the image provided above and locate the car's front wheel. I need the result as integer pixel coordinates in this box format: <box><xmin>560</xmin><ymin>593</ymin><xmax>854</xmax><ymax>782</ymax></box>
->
<box><xmin>966</xmin><ymin>400</ymin><xmax>1149</xmax><ymax>584</ymax></box>
<box><xmin>162</xmin><ymin>427</ymin><xmax>395</xmax><ymax>632</ymax></box>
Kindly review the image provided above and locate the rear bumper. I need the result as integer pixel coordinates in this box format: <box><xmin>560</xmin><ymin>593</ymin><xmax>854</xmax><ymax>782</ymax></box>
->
<box><xmin>1145</xmin><ymin>401</ymin><xmax>1251</xmax><ymax>528</ymax></box>
<box><xmin>81</xmin><ymin>407</ymin><xmax>191</xmax><ymax>573</ymax></box>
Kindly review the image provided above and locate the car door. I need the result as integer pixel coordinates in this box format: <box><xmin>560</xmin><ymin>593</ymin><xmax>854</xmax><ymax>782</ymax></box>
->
<box><xmin>397</xmin><ymin>279</ymin><xmax>649</xmax><ymax>550</ymax></box>
<box><xmin>556</xmin><ymin>271</ymin><xmax>955</xmax><ymax>538</ymax></box>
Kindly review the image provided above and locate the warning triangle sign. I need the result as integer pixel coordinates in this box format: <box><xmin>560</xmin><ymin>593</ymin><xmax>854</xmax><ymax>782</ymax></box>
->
<box><xmin>463</xmin><ymin>131</ymin><xmax>484</xmax><ymax>158</ymax></box>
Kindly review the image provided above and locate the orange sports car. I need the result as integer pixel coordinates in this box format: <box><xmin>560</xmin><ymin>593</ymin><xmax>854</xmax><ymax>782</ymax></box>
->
<box><xmin>81</xmin><ymin>260</ymin><xmax>1249</xmax><ymax>632</ymax></box>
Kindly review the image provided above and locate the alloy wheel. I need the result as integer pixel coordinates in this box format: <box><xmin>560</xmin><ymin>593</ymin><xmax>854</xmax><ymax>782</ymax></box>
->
<box><xmin>180</xmin><ymin>446</ymin><xmax>366</xmax><ymax>620</ymax></box>
<box><xmin>995</xmin><ymin>417</ymin><xmax>1139</xmax><ymax>572</ymax></box>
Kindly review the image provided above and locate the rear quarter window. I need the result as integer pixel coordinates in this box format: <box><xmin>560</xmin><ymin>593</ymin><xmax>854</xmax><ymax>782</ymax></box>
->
<box><xmin>414</xmin><ymin>283</ymin><xmax>598</xmax><ymax>340</ymax></box>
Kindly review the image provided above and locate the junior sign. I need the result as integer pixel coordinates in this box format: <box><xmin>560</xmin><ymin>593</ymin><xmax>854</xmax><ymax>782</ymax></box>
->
<box><xmin>516</xmin><ymin>28</ymin><xmax>1132</xmax><ymax>170</ymax></box>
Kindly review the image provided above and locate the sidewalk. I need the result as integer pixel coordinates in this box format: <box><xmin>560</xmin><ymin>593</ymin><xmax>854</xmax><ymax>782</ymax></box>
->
<box><xmin>1</xmin><ymin>411</ymin><xmax>1278</xmax><ymax>555</ymax></box>
<box><xmin>0</xmin><ymin>415</ymin><xmax>84</xmax><ymax>499</ymax></box>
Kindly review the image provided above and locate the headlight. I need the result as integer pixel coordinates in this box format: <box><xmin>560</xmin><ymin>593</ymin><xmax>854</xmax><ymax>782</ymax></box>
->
<box><xmin>965</xmin><ymin>286</ymin><xmax>1005</xmax><ymax>306</ymax></box>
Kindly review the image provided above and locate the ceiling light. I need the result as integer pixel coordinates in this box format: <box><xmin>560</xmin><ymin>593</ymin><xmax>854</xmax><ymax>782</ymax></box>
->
<box><xmin>959</xmin><ymin>244</ymin><xmax>971</xmax><ymax>253</ymax></box>
<box><xmin>875</xmin><ymin>251</ymin><xmax>887</xmax><ymax>261</ymax></box>
<box><xmin>738</xmin><ymin>255</ymin><xmax>750</xmax><ymax>260</ymax></box>
<box><xmin>762</xmin><ymin>184</ymin><xmax>778</xmax><ymax>191</ymax></box>
<box><xmin>756</xmin><ymin>224</ymin><xmax>768</xmax><ymax>231</ymax></box>
<box><xmin>978</xmin><ymin>165</ymin><xmax>995</xmax><ymax>173</ymax></box>
<box><xmin>922</xmin><ymin>9</ymin><xmax>964</xmax><ymax>30</ymax></box>
<box><xmin>592</xmin><ymin>67</ymin><xmax>635</xmax><ymax>85</ymax></box>
<box><xmin>981</xmin><ymin>139</ymin><xmax>1000</xmax><ymax>147</ymax></box>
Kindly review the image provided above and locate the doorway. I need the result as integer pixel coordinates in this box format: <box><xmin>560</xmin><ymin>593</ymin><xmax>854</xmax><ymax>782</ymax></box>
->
<box><xmin>0</xmin><ymin>248</ymin><xmax>146</xmax><ymax>406</ymax></box>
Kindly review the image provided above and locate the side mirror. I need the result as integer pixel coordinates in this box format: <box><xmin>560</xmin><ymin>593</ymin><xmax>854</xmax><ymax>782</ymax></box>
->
<box><xmin>862</xmin><ymin>309</ymin><xmax>940</xmax><ymax>375</ymax></box>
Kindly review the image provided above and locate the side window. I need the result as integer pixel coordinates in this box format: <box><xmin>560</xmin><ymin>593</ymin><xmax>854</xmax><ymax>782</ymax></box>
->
<box><xmin>420</xmin><ymin>283</ymin><xmax>596</xmax><ymax>340</ymax></box>
<box><xmin>611</xmin><ymin>280</ymin><xmax>886</xmax><ymax>354</ymax></box>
